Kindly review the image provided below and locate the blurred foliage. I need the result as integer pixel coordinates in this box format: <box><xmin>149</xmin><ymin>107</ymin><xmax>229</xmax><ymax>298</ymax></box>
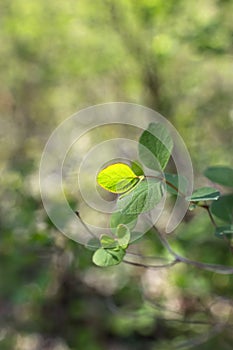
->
<box><xmin>0</xmin><ymin>0</ymin><xmax>233</xmax><ymax>349</ymax></box>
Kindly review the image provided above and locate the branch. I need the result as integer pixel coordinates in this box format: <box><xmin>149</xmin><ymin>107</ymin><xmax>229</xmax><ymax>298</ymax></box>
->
<box><xmin>196</xmin><ymin>202</ymin><xmax>217</xmax><ymax>228</ymax></box>
<box><xmin>75</xmin><ymin>211</ymin><xmax>97</xmax><ymax>238</ymax></box>
<box><xmin>155</xmin><ymin>225</ymin><xmax>233</xmax><ymax>274</ymax></box>
<box><xmin>123</xmin><ymin>257</ymin><xmax>179</xmax><ymax>269</ymax></box>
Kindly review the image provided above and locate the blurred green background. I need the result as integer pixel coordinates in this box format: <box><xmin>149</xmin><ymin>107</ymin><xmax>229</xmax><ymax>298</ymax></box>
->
<box><xmin>0</xmin><ymin>0</ymin><xmax>233</xmax><ymax>349</ymax></box>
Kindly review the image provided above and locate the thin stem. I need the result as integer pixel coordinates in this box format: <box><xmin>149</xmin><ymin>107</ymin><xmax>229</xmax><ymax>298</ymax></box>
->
<box><xmin>126</xmin><ymin>251</ymin><xmax>169</xmax><ymax>261</ymax></box>
<box><xmin>123</xmin><ymin>258</ymin><xmax>179</xmax><ymax>269</ymax></box>
<box><xmin>196</xmin><ymin>202</ymin><xmax>217</xmax><ymax>228</ymax></box>
<box><xmin>75</xmin><ymin>211</ymin><xmax>97</xmax><ymax>238</ymax></box>
<box><xmin>153</xmin><ymin>225</ymin><xmax>233</xmax><ymax>274</ymax></box>
<box><xmin>145</xmin><ymin>175</ymin><xmax>185</xmax><ymax>197</ymax></box>
<box><xmin>197</xmin><ymin>203</ymin><xmax>233</xmax><ymax>254</ymax></box>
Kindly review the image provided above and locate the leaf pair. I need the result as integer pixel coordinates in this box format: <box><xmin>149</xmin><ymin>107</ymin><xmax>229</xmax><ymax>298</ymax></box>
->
<box><xmin>97</xmin><ymin>122</ymin><xmax>174</xmax><ymax>196</ymax></box>
<box><xmin>92</xmin><ymin>224</ymin><xmax>130</xmax><ymax>267</ymax></box>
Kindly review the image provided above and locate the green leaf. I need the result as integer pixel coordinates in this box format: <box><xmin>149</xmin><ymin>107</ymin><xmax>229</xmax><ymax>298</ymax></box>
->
<box><xmin>215</xmin><ymin>225</ymin><xmax>233</xmax><ymax>239</ymax></box>
<box><xmin>204</xmin><ymin>166</ymin><xmax>233</xmax><ymax>188</ymax></box>
<box><xmin>131</xmin><ymin>160</ymin><xmax>144</xmax><ymax>176</ymax></box>
<box><xmin>110</xmin><ymin>211</ymin><xmax>137</xmax><ymax>233</ymax></box>
<box><xmin>188</xmin><ymin>203</ymin><xmax>197</xmax><ymax>211</ymax></box>
<box><xmin>186</xmin><ymin>187</ymin><xmax>220</xmax><ymax>202</ymax></box>
<box><xmin>92</xmin><ymin>247</ymin><xmax>125</xmax><ymax>267</ymax></box>
<box><xmin>139</xmin><ymin>122</ymin><xmax>173</xmax><ymax>171</ymax></box>
<box><xmin>100</xmin><ymin>234</ymin><xmax>117</xmax><ymax>248</ymax></box>
<box><xmin>117</xmin><ymin>179</ymin><xmax>163</xmax><ymax>215</ymax></box>
<box><xmin>116</xmin><ymin>224</ymin><xmax>130</xmax><ymax>248</ymax></box>
<box><xmin>97</xmin><ymin>163</ymin><xmax>143</xmax><ymax>194</ymax></box>
<box><xmin>211</xmin><ymin>194</ymin><xmax>233</xmax><ymax>223</ymax></box>
<box><xmin>165</xmin><ymin>173</ymin><xmax>188</xmax><ymax>196</ymax></box>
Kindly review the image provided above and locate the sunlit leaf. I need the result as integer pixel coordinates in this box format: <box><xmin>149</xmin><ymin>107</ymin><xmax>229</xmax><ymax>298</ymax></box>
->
<box><xmin>100</xmin><ymin>234</ymin><xmax>117</xmax><ymax>248</ymax></box>
<box><xmin>97</xmin><ymin>163</ymin><xmax>143</xmax><ymax>193</ymax></box>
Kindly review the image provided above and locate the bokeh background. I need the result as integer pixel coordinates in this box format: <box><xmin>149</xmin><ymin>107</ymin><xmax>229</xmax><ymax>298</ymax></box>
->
<box><xmin>0</xmin><ymin>1</ymin><xmax>233</xmax><ymax>349</ymax></box>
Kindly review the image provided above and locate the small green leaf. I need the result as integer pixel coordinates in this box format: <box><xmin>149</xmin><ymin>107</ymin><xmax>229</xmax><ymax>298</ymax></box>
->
<box><xmin>165</xmin><ymin>173</ymin><xmax>188</xmax><ymax>196</ymax></box>
<box><xmin>100</xmin><ymin>234</ymin><xmax>117</xmax><ymax>248</ymax></box>
<box><xmin>215</xmin><ymin>225</ymin><xmax>233</xmax><ymax>239</ymax></box>
<box><xmin>97</xmin><ymin>163</ymin><xmax>142</xmax><ymax>194</ymax></box>
<box><xmin>204</xmin><ymin>166</ymin><xmax>233</xmax><ymax>188</ymax></box>
<box><xmin>117</xmin><ymin>179</ymin><xmax>163</xmax><ymax>214</ymax></box>
<box><xmin>186</xmin><ymin>187</ymin><xmax>220</xmax><ymax>202</ymax></box>
<box><xmin>188</xmin><ymin>203</ymin><xmax>197</xmax><ymax>211</ymax></box>
<box><xmin>110</xmin><ymin>211</ymin><xmax>137</xmax><ymax>233</ymax></box>
<box><xmin>116</xmin><ymin>224</ymin><xmax>130</xmax><ymax>248</ymax></box>
<box><xmin>139</xmin><ymin>122</ymin><xmax>173</xmax><ymax>171</ymax></box>
<box><xmin>131</xmin><ymin>160</ymin><xmax>144</xmax><ymax>176</ymax></box>
<box><xmin>211</xmin><ymin>194</ymin><xmax>233</xmax><ymax>223</ymax></box>
<box><xmin>92</xmin><ymin>247</ymin><xmax>125</xmax><ymax>267</ymax></box>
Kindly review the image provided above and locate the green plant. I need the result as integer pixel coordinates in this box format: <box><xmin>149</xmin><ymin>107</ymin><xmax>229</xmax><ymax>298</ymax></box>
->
<box><xmin>78</xmin><ymin>122</ymin><xmax>233</xmax><ymax>271</ymax></box>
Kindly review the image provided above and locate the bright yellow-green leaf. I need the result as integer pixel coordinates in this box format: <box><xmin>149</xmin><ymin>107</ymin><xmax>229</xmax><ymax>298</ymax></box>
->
<box><xmin>97</xmin><ymin>163</ymin><xmax>144</xmax><ymax>194</ymax></box>
<box><xmin>100</xmin><ymin>234</ymin><xmax>117</xmax><ymax>248</ymax></box>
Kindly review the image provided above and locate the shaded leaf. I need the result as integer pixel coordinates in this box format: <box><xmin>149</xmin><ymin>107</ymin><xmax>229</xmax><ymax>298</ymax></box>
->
<box><xmin>215</xmin><ymin>225</ymin><xmax>233</xmax><ymax>239</ymax></box>
<box><xmin>139</xmin><ymin>122</ymin><xmax>173</xmax><ymax>171</ymax></box>
<box><xmin>211</xmin><ymin>194</ymin><xmax>233</xmax><ymax>223</ymax></box>
<box><xmin>186</xmin><ymin>187</ymin><xmax>220</xmax><ymax>202</ymax></box>
<box><xmin>204</xmin><ymin>166</ymin><xmax>233</xmax><ymax>188</ymax></box>
<box><xmin>110</xmin><ymin>211</ymin><xmax>137</xmax><ymax>233</ymax></box>
<box><xmin>131</xmin><ymin>160</ymin><xmax>144</xmax><ymax>176</ymax></box>
<box><xmin>117</xmin><ymin>179</ymin><xmax>163</xmax><ymax>214</ymax></box>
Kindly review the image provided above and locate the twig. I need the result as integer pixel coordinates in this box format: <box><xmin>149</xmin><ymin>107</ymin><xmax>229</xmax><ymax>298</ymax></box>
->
<box><xmin>145</xmin><ymin>175</ymin><xmax>185</xmax><ymax>197</ymax></box>
<box><xmin>196</xmin><ymin>202</ymin><xmax>217</xmax><ymax>228</ymax></box>
<box><xmin>154</xmin><ymin>225</ymin><xmax>233</xmax><ymax>274</ymax></box>
<box><xmin>75</xmin><ymin>211</ymin><xmax>97</xmax><ymax>238</ymax></box>
<box><xmin>123</xmin><ymin>258</ymin><xmax>179</xmax><ymax>269</ymax></box>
